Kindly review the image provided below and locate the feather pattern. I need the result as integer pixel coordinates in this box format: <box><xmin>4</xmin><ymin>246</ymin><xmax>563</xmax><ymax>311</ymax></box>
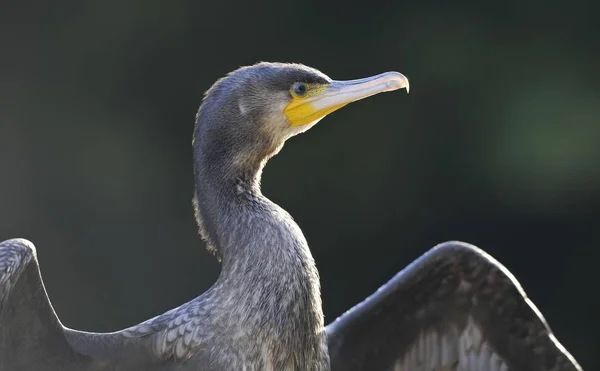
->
<box><xmin>0</xmin><ymin>238</ymin><xmax>34</xmax><ymax>309</ymax></box>
<box><xmin>122</xmin><ymin>298</ymin><xmax>208</xmax><ymax>361</ymax></box>
<box><xmin>326</xmin><ymin>241</ymin><xmax>582</xmax><ymax>371</ymax></box>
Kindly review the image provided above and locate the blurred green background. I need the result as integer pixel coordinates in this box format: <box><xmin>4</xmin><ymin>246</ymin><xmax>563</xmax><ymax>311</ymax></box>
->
<box><xmin>1</xmin><ymin>0</ymin><xmax>598</xmax><ymax>368</ymax></box>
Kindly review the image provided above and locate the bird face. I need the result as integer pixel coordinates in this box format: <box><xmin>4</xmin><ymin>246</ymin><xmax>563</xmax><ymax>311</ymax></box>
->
<box><xmin>223</xmin><ymin>63</ymin><xmax>409</xmax><ymax>143</ymax></box>
<box><xmin>195</xmin><ymin>63</ymin><xmax>409</xmax><ymax>168</ymax></box>
<box><xmin>283</xmin><ymin>70</ymin><xmax>410</xmax><ymax>130</ymax></box>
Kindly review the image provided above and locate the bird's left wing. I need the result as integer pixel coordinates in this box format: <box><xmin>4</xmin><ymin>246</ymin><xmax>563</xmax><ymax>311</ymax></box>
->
<box><xmin>325</xmin><ymin>241</ymin><xmax>582</xmax><ymax>371</ymax></box>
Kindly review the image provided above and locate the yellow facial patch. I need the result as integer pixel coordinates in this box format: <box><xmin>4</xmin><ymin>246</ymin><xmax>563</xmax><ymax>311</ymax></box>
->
<box><xmin>284</xmin><ymin>83</ymin><xmax>347</xmax><ymax>127</ymax></box>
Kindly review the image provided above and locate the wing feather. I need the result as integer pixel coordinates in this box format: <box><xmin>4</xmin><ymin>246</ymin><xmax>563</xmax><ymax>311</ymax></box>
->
<box><xmin>0</xmin><ymin>238</ymin><xmax>33</xmax><ymax>308</ymax></box>
<box><xmin>0</xmin><ymin>239</ymin><xmax>159</xmax><ymax>370</ymax></box>
<box><xmin>325</xmin><ymin>241</ymin><xmax>582</xmax><ymax>371</ymax></box>
<box><xmin>121</xmin><ymin>293</ymin><xmax>210</xmax><ymax>361</ymax></box>
<box><xmin>0</xmin><ymin>238</ymin><xmax>91</xmax><ymax>370</ymax></box>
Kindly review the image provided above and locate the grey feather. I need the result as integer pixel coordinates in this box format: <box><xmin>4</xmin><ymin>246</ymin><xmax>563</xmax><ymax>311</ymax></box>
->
<box><xmin>325</xmin><ymin>241</ymin><xmax>582</xmax><ymax>371</ymax></box>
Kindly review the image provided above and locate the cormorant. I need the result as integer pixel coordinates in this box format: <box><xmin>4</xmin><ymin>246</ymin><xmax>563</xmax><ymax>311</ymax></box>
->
<box><xmin>0</xmin><ymin>62</ymin><xmax>582</xmax><ymax>370</ymax></box>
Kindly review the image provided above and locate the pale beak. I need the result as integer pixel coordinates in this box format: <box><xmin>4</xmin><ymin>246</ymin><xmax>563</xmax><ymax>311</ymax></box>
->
<box><xmin>285</xmin><ymin>72</ymin><xmax>409</xmax><ymax>127</ymax></box>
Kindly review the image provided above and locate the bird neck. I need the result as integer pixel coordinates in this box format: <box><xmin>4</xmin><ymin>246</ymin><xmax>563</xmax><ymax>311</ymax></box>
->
<box><xmin>192</xmin><ymin>137</ymin><xmax>266</xmax><ymax>258</ymax></box>
<box><xmin>192</xmin><ymin>139</ymin><xmax>329</xmax><ymax>368</ymax></box>
<box><xmin>193</xmin><ymin>137</ymin><xmax>313</xmax><ymax>277</ymax></box>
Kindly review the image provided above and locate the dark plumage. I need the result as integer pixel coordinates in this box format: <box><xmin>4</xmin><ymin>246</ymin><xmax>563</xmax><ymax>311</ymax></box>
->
<box><xmin>0</xmin><ymin>62</ymin><xmax>582</xmax><ymax>370</ymax></box>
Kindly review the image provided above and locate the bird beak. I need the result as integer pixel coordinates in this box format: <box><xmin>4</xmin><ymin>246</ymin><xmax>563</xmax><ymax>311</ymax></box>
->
<box><xmin>285</xmin><ymin>71</ymin><xmax>409</xmax><ymax>127</ymax></box>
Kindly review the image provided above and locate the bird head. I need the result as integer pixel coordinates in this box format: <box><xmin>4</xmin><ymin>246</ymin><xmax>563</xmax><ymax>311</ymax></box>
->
<box><xmin>194</xmin><ymin>62</ymin><xmax>409</xmax><ymax>175</ymax></box>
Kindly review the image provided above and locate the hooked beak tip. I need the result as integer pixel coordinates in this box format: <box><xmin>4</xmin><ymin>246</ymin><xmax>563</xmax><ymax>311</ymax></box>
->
<box><xmin>386</xmin><ymin>72</ymin><xmax>410</xmax><ymax>94</ymax></box>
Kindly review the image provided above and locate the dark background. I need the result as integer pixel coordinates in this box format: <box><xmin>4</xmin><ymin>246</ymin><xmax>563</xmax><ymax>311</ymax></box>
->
<box><xmin>1</xmin><ymin>0</ymin><xmax>598</xmax><ymax>368</ymax></box>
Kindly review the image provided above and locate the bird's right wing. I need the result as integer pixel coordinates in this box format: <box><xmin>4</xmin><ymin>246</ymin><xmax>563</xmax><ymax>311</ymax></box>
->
<box><xmin>0</xmin><ymin>238</ymin><xmax>92</xmax><ymax>370</ymax></box>
<box><xmin>0</xmin><ymin>238</ymin><xmax>211</xmax><ymax>370</ymax></box>
<box><xmin>325</xmin><ymin>241</ymin><xmax>582</xmax><ymax>371</ymax></box>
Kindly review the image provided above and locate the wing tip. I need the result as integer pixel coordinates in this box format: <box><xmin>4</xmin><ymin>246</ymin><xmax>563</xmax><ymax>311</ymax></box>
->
<box><xmin>430</xmin><ymin>240</ymin><xmax>505</xmax><ymax>269</ymax></box>
<box><xmin>0</xmin><ymin>238</ymin><xmax>37</xmax><ymax>307</ymax></box>
<box><xmin>430</xmin><ymin>240</ymin><xmax>526</xmax><ymax>292</ymax></box>
<box><xmin>431</xmin><ymin>240</ymin><xmax>481</xmax><ymax>254</ymax></box>
<box><xmin>1</xmin><ymin>237</ymin><xmax>37</xmax><ymax>249</ymax></box>
<box><xmin>0</xmin><ymin>238</ymin><xmax>37</xmax><ymax>258</ymax></box>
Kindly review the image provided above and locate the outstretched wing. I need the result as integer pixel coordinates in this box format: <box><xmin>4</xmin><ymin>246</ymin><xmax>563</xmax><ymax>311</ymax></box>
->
<box><xmin>0</xmin><ymin>238</ymin><xmax>215</xmax><ymax>370</ymax></box>
<box><xmin>0</xmin><ymin>238</ymin><xmax>93</xmax><ymax>370</ymax></box>
<box><xmin>325</xmin><ymin>241</ymin><xmax>582</xmax><ymax>371</ymax></box>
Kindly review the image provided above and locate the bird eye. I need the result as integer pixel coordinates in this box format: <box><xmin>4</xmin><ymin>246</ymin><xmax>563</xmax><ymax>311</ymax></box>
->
<box><xmin>292</xmin><ymin>82</ymin><xmax>308</xmax><ymax>97</ymax></box>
